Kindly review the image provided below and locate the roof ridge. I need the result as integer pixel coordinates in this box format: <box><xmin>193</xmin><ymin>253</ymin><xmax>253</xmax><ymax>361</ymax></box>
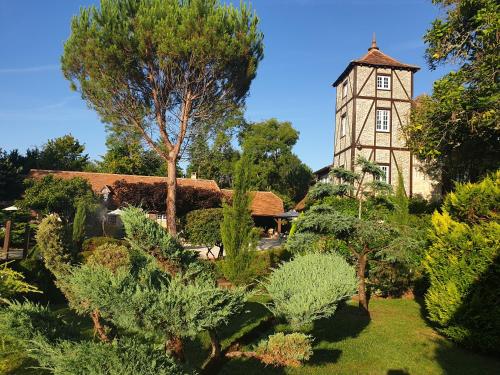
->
<box><xmin>30</xmin><ymin>169</ymin><xmax>218</xmax><ymax>183</ymax></box>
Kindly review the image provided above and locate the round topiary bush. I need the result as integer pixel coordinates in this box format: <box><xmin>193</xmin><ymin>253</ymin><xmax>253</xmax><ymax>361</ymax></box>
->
<box><xmin>263</xmin><ymin>252</ymin><xmax>357</xmax><ymax>330</ymax></box>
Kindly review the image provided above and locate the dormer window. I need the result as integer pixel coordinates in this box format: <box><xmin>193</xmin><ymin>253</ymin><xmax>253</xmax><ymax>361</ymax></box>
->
<box><xmin>377</xmin><ymin>75</ymin><xmax>390</xmax><ymax>90</ymax></box>
<box><xmin>342</xmin><ymin>80</ymin><xmax>348</xmax><ymax>98</ymax></box>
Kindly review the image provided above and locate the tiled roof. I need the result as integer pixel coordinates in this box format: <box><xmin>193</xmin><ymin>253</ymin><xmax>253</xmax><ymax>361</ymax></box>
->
<box><xmin>27</xmin><ymin>170</ymin><xmax>284</xmax><ymax>217</ymax></box>
<box><xmin>27</xmin><ymin>169</ymin><xmax>220</xmax><ymax>192</ymax></box>
<box><xmin>332</xmin><ymin>42</ymin><xmax>419</xmax><ymax>87</ymax></box>
<box><xmin>353</xmin><ymin>48</ymin><xmax>420</xmax><ymax>71</ymax></box>
<box><xmin>221</xmin><ymin>189</ymin><xmax>284</xmax><ymax>217</ymax></box>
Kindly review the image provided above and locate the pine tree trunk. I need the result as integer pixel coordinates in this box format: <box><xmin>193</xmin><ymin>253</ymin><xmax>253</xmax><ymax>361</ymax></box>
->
<box><xmin>208</xmin><ymin>329</ymin><xmax>221</xmax><ymax>358</ymax></box>
<box><xmin>357</xmin><ymin>254</ymin><xmax>369</xmax><ymax>314</ymax></box>
<box><xmin>166</xmin><ymin>158</ymin><xmax>177</xmax><ymax>236</ymax></box>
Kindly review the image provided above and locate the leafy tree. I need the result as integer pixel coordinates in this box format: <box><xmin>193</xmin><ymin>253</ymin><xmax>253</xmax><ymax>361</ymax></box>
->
<box><xmin>96</xmin><ymin>128</ymin><xmax>166</xmax><ymax>176</ymax></box>
<box><xmin>187</xmin><ymin>130</ymin><xmax>240</xmax><ymax>188</ymax></box>
<box><xmin>424</xmin><ymin>171</ymin><xmax>500</xmax><ymax>353</ymax></box>
<box><xmin>0</xmin><ymin>148</ymin><xmax>24</xmax><ymax>201</ymax></box>
<box><xmin>329</xmin><ymin>156</ymin><xmax>392</xmax><ymax>219</ymax></box>
<box><xmin>263</xmin><ymin>252</ymin><xmax>357</xmax><ymax>330</ymax></box>
<box><xmin>241</xmin><ymin>119</ymin><xmax>313</xmax><ymax>203</ymax></box>
<box><xmin>404</xmin><ymin>0</ymin><xmax>499</xmax><ymax>189</ymax></box>
<box><xmin>220</xmin><ymin>153</ymin><xmax>256</xmax><ymax>285</ymax></box>
<box><xmin>30</xmin><ymin>135</ymin><xmax>90</xmax><ymax>171</ymax></box>
<box><xmin>62</xmin><ymin>0</ymin><xmax>264</xmax><ymax>235</ymax></box>
<box><xmin>185</xmin><ymin>208</ymin><xmax>224</xmax><ymax>257</ymax></box>
<box><xmin>292</xmin><ymin>204</ymin><xmax>421</xmax><ymax>314</ymax></box>
<box><xmin>21</xmin><ymin>175</ymin><xmax>96</xmax><ymax>221</ymax></box>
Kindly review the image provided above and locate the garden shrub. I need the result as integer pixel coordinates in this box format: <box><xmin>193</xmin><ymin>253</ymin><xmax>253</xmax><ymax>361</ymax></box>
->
<box><xmin>0</xmin><ymin>263</ymin><xmax>40</xmax><ymax>303</ymax></box>
<box><xmin>263</xmin><ymin>253</ymin><xmax>357</xmax><ymax>330</ymax></box>
<box><xmin>424</xmin><ymin>172</ymin><xmax>500</xmax><ymax>353</ymax></box>
<box><xmin>255</xmin><ymin>332</ymin><xmax>313</xmax><ymax>367</ymax></box>
<box><xmin>86</xmin><ymin>243</ymin><xmax>130</xmax><ymax>273</ymax></box>
<box><xmin>184</xmin><ymin>208</ymin><xmax>223</xmax><ymax>248</ymax></box>
<box><xmin>29</xmin><ymin>337</ymin><xmax>186</xmax><ymax>375</ymax></box>
<box><xmin>82</xmin><ymin>236</ymin><xmax>128</xmax><ymax>253</ymax></box>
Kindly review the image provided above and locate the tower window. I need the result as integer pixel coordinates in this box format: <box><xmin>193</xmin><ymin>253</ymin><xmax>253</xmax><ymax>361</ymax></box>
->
<box><xmin>377</xmin><ymin>75</ymin><xmax>390</xmax><ymax>90</ymax></box>
<box><xmin>340</xmin><ymin>114</ymin><xmax>347</xmax><ymax>137</ymax></box>
<box><xmin>342</xmin><ymin>80</ymin><xmax>348</xmax><ymax>98</ymax></box>
<box><xmin>377</xmin><ymin>165</ymin><xmax>390</xmax><ymax>184</ymax></box>
<box><xmin>376</xmin><ymin>109</ymin><xmax>390</xmax><ymax>132</ymax></box>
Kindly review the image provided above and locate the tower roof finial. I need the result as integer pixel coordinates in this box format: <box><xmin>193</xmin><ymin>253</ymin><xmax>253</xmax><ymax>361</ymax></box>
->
<box><xmin>369</xmin><ymin>32</ymin><xmax>379</xmax><ymax>51</ymax></box>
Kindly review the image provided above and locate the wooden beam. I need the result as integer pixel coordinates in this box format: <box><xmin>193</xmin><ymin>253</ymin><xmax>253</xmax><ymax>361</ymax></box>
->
<box><xmin>3</xmin><ymin>220</ymin><xmax>11</xmax><ymax>259</ymax></box>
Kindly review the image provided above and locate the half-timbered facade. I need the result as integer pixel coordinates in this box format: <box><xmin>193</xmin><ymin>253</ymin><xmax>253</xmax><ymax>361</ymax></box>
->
<box><xmin>332</xmin><ymin>36</ymin><xmax>438</xmax><ymax>198</ymax></box>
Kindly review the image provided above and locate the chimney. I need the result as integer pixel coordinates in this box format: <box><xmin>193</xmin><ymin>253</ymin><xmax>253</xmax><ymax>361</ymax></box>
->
<box><xmin>191</xmin><ymin>172</ymin><xmax>197</xmax><ymax>180</ymax></box>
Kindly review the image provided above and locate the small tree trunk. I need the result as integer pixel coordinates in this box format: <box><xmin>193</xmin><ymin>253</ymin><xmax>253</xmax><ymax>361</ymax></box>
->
<box><xmin>166</xmin><ymin>335</ymin><xmax>185</xmax><ymax>362</ymax></box>
<box><xmin>357</xmin><ymin>253</ymin><xmax>369</xmax><ymax>314</ymax></box>
<box><xmin>91</xmin><ymin>309</ymin><xmax>109</xmax><ymax>342</ymax></box>
<box><xmin>166</xmin><ymin>158</ymin><xmax>177</xmax><ymax>236</ymax></box>
<box><xmin>208</xmin><ymin>329</ymin><xmax>221</xmax><ymax>358</ymax></box>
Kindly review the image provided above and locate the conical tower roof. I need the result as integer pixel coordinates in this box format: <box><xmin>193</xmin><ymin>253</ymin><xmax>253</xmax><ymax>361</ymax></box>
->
<box><xmin>333</xmin><ymin>35</ymin><xmax>419</xmax><ymax>87</ymax></box>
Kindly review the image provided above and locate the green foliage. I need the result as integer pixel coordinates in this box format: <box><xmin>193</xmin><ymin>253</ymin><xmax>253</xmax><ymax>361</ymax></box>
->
<box><xmin>0</xmin><ymin>148</ymin><xmax>24</xmax><ymax>201</ymax></box>
<box><xmin>185</xmin><ymin>208</ymin><xmax>223</xmax><ymax>247</ymax></box>
<box><xmin>187</xmin><ymin>114</ymin><xmax>243</xmax><ymax>188</ymax></box>
<box><xmin>295</xmin><ymin>204</ymin><xmax>356</xmax><ymax>237</ymax></box>
<box><xmin>0</xmin><ymin>301</ymin><xmax>78</xmax><ymax>343</ymax></box>
<box><xmin>443</xmin><ymin>171</ymin><xmax>499</xmax><ymax>224</ymax></box>
<box><xmin>0</xmin><ymin>263</ymin><xmax>40</xmax><ymax>303</ymax></box>
<box><xmin>72</xmin><ymin>201</ymin><xmax>87</xmax><ymax>248</ymax></box>
<box><xmin>35</xmin><ymin>135</ymin><xmax>90</xmax><ymax>171</ymax></box>
<box><xmin>36</xmin><ymin>215</ymin><xmax>73</xmax><ymax>280</ymax></box>
<box><xmin>263</xmin><ymin>253</ymin><xmax>357</xmax><ymax>330</ymax></box>
<box><xmin>96</xmin><ymin>128</ymin><xmax>166</xmax><ymax>176</ymax></box>
<box><xmin>305</xmin><ymin>182</ymin><xmax>339</xmax><ymax>203</ymax></box>
<box><xmin>405</xmin><ymin>0</ymin><xmax>499</xmax><ymax>187</ymax></box>
<box><xmin>255</xmin><ymin>332</ymin><xmax>313</xmax><ymax>367</ymax></box>
<box><xmin>241</xmin><ymin>119</ymin><xmax>313</xmax><ymax>203</ymax></box>
<box><xmin>424</xmin><ymin>173</ymin><xmax>500</xmax><ymax>353</ymax></box>
<box><xmin>86</xmin><ymin>243</ymin><xmax>131</xmax><ymax>273</ymax></box>
<box><xmin>220</xmin><ymin>154</ymin><xmax>256</xmax><ymax>285</ymax></box>
<box><xmin>21</xmin><ymin>175</ymin><xmax>96</xmax><ymax>221</ymax></box>
<box><xmin>82</xmin><ymin>236</ymin><xmax>128</xmax><ymax>253</ymax></box>
<box><xmin>389</xmin><ymin>172</ymin><xmax>410</xmax><ymax>225</ymax></box>
<box><xmin>29</xmin><ymin>336</ymin><xmax>186</xmax><ymax>375</ymax></box>
<box><xmin>285</xmin><ymin>232</ymin><xmax>347</xmax><ymax>257</ymax></box>
<box><xmin>120</xmin><ymin>206</ymin><xmax>197</xmax><ymax>274</ymax></box>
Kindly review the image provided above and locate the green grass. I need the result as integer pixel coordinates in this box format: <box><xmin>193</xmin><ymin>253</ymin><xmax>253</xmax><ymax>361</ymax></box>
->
<box><xmin>2</xmin><ymin>298</ymin><xmax>499</xmax><ymax>375</ymax></box>
<box><xmin>218</xmin><ymin>298</ymin><xmax>500</xmax><ymax>375</ymax></box>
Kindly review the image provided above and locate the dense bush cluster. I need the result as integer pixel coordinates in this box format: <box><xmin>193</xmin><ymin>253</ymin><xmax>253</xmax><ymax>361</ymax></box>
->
<box><xmin>255</xmin><ymin>332</ymin><xmax>313</xmax><ymax>367</ymax></box>
<box><xmin>424</xmin><ymin>172</ymin><xmax>500</xmax><ymax>353</ymax></box>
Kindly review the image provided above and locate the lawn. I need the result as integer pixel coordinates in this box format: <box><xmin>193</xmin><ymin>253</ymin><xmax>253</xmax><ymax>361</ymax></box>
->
<box><xmin>1</xmin><ymin>298</ymin><xmax>499</xmax><ymax>375</ymax></box>
<box><xmin>217</xmin><ymin>298</ymin><xmax>500</xmax><ymax>375</ymax></box>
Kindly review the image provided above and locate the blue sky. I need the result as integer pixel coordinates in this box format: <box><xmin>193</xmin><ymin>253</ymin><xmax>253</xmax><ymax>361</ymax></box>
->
<box><xmin>0</xmin><ymin>0</ymin><xmax>450</xmax><ymax>172</ymax></box>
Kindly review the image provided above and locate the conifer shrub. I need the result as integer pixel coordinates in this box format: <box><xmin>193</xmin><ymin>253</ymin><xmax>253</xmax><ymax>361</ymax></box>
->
<box><xmin>263</xmin><ymin>253</ymin><xmax>357</xmax><ymax>330</ymax></box>
<box><xmin>82</xmin><ymin>236</ymin><xmax>127</xmax><ymax>253</ymax></box>
<box><xmin>86</xmin><ymin>243</ymin><xmax>130</xmax><ymax>273</ymax></box>
<box><xmin>255</xmin><ymin>332</ymin><xmax>313</xmax><ymax>367</ymax></box>
<box><xmin>424</xmin><ymin>172</ymin><xmax>500</xmax><ymax>353</ymax></box>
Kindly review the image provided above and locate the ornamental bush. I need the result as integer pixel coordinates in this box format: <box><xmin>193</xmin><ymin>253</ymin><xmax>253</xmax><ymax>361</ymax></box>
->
<box><xmin>263</xmin><ymin>253</ymin><xmax>357</xmax><ymax>330</ymax></box>
<box><xmin>424</xmin><ymin>172</ymin><xmax>500</xmax><ymax>353</ymax></box>
<box><xmin>255</xmin><ymin>332</ymin><xmax>313</xmax><ymax>367</ymax></box>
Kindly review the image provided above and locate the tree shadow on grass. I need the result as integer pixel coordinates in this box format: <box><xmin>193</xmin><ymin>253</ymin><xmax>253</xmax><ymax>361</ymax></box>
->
<box><xmin>311</xmin><ymin>303</ymin><xmax>371</xmax><ymax>343</ymax></box>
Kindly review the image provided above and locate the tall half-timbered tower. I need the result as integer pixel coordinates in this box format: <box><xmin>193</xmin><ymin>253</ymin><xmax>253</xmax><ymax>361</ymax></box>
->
<box><xmin>332</xmin><ymin>36</ymin><xmax>437</xmax><ymax>198</ymax></box>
